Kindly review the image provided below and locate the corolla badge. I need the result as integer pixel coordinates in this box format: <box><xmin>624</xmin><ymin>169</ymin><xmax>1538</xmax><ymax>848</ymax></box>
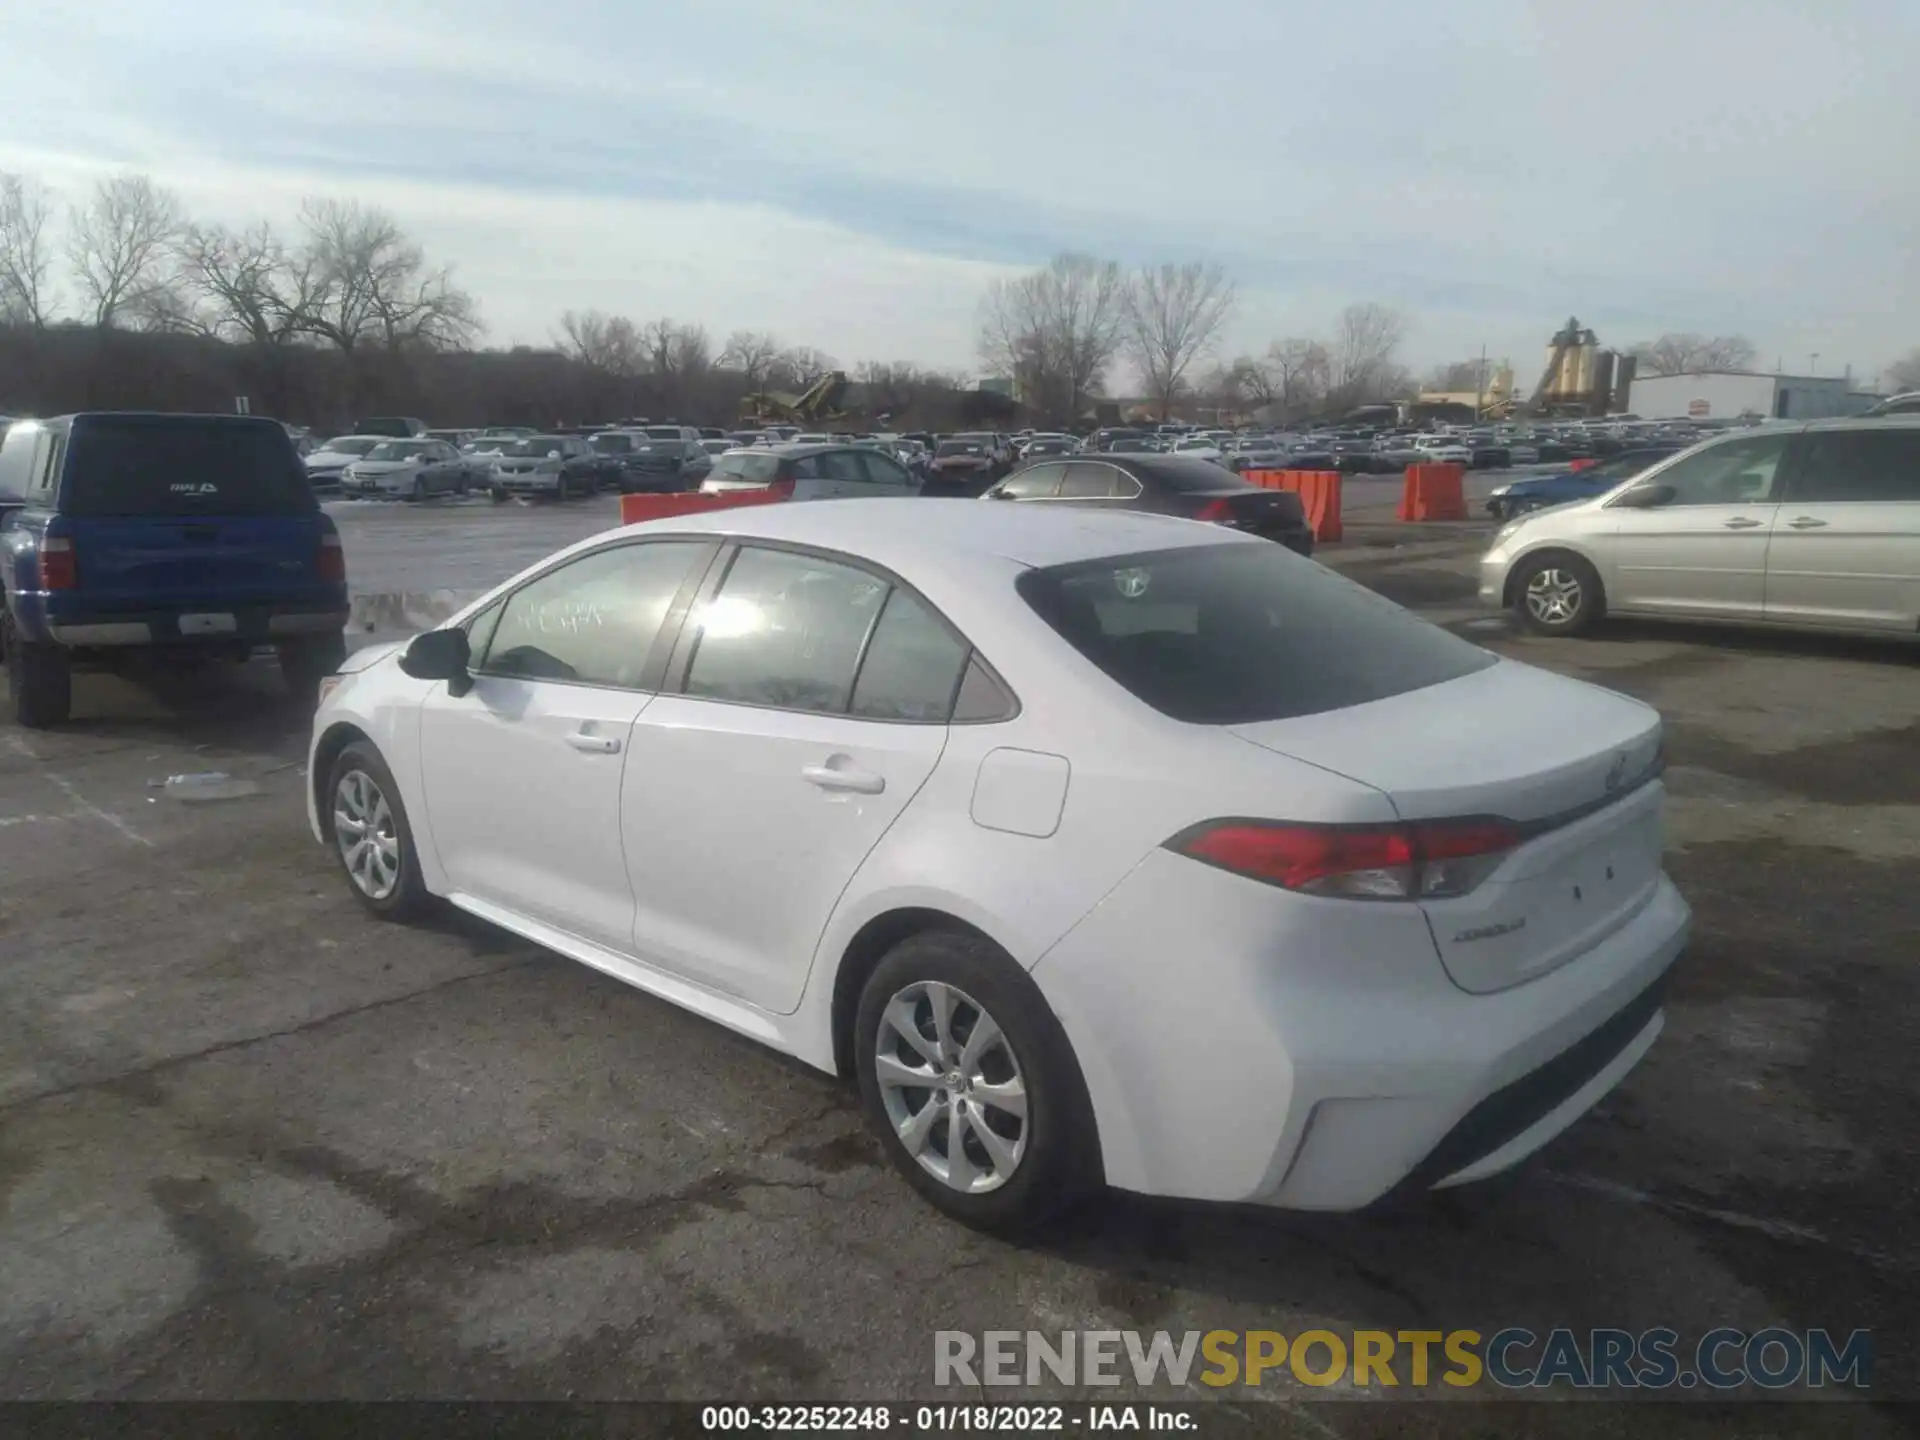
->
<box><xmin>1453</xmin><ymin>916</ymin><xmax>1527</xmax><ymax>944</ymax></box>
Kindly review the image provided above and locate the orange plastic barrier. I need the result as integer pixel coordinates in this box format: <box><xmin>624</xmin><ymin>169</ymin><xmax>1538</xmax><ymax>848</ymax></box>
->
<box><xmin>1244</xmin><ymin>469</ymin><xmax>1344</xmax><ymax>543</ymax></box>
<box><xmin>1398</xmin><ymin>463</ymin><xmax>1468</xmax><ymax>521</ymax></box>
<box><xmin>618</xmin><ymin>489</ymin><xmax>785</xmax><ymax>526</ymax></box>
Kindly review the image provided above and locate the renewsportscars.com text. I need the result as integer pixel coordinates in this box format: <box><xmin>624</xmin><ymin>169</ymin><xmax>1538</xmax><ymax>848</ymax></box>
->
<box><xmin>934</xmin><ymin>1327</ymin><xmax>1871</xmax><ymax>1392</ymax></box>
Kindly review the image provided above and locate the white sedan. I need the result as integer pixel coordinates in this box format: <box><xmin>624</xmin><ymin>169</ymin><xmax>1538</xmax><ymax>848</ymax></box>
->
<box><xmin>308</xmin><ymin>500</ymin><xmax>1688</xmax><ymax>1231</ymax></box>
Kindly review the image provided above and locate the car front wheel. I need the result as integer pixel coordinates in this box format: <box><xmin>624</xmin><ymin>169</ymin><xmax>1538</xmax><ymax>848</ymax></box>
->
<box><xmin>1514</xmin><ymin>552</ymin><xmax>1603</xmax><ymax>636</ymax></box>
<box><xmin>325</xmin><ymin>741</ymin><xmax>431</xmax><ymax>920</ymax></box>
<box><xmin>3</xmin><ymin>614</ymin><xmax>72</xmax><ymax>728</ymax></box>
<box><xmin>855</xmin><ymin>931</ymin><xmax>1099</xmax><ymax>1234</ymax></box>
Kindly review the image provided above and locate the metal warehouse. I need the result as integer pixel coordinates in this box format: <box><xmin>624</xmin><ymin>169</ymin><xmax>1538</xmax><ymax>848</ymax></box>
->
<box><xmin>1628</xmin><ymin>371</ymin><xmax>1878</xmax><ymax>422</ymax></box>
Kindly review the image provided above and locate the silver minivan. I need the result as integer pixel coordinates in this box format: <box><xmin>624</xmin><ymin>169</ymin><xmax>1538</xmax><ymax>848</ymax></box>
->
<box><xmin>1479</xmin><ymin>417</ymin><xmax>1920</xmax><ymax>639</ymax></box>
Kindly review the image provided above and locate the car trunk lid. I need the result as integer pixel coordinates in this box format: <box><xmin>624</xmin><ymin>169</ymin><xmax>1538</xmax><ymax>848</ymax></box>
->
<box><xmin>1229</xmin><ymin>660</ymin><xmax>1666</xmax><ymax>993</ymax></box>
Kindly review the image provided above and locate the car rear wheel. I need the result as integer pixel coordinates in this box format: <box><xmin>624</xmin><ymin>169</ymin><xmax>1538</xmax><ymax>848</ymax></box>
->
<box><xmin>411</xmin><ymin>477</ymin><xmax>427</xmax><ymax>503</ymax></box>
<box><xmin>855</xmin><ymin>931</ymin><xmax>1099</xmax><ymax>1234</ymax></box>
<box><xmin>326</xmin><ymin>741</ymin><xmax>430</xmax><ymax>920</ymax></box>
<box><xmin>3</xmin><ymin>615</ymin><xmax>72</xmax><ymax>728</ymax></box>
<box><xmin>1515</xmin><ymin>552</ymin><xmax>1603</xmax><ymax>637</ymax></box>
<box><xmin>277</xmin><ymin>632</ymin><xmax>348</xmax><ymax>702</ymax></box>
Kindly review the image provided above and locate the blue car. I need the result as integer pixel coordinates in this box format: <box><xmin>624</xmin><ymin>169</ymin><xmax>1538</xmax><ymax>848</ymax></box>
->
<box><xmin>1484</xmin><ymin>446</ymin><xmax>1683</xmax><ymax>520</ymax></box>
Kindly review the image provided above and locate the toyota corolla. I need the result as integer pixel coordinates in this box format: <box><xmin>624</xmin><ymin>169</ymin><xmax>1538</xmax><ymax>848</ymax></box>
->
<box><xmin>308</xmin><ymin>501</ymin><xmax>1688</xmax><ymax>1232</ymax></box>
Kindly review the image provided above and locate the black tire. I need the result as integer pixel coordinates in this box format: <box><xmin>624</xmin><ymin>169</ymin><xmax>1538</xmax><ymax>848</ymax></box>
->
<box><xmin>276</xmin><ymin>632</ymin><xmax>348</xmax><ymax>702</ymax></box>
<box><xmin>855</xmin><ymin>931</ymin><xmax>1100</xmax><ymax>1234</ymax></box>
<box><xmin>4</xmin><ymin>614</ymin><xmax>72</xmax><ymax>728</ymax></box>
<box><xmin>323</xmin><ymin>740</ymin><xmax>432</xmax><ymax>920</ymax></box>
<box><xmin>1513</xmin><ymin>551</ymin><xmax>1604</xmax><ymax>637</ymax></box>
<box><xmin>455</xmin><ymin>474</ymin><xmax>469</xmax><ymax>497</ymax></box>
<box><xmin>411</xmin><ymin>476</ymin><xmax>427</xmax><ymax>503</ymax></box>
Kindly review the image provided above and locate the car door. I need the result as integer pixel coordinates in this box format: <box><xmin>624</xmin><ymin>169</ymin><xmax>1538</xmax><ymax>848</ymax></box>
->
<box><xmin>428</xmin><ymin>442</ymin><xmax>461</xmax><ymax>493</ymax></box>
<box><xmin>1599</xmin><ymin>432</ymin><xmax>1790</xmax><ymax>619</ymax></box>
<box><xmin>620</xmin><ymin>543</ymin><xmax>963</xmax><ymax>1012</ymax></box>
<box><xmin>414</xmin><ymin>539</ymin><xmax>717</xmax><ymax>949</ymax></box>
<box><xmin>810</xmin><ymin>448</ymin><xmax>869</xmax><ymax>499</ymax></box>
<box><xmin>1763</xmin><ymin>427</ymin><xmax>1920</xmax><ymax>632</ymax></box>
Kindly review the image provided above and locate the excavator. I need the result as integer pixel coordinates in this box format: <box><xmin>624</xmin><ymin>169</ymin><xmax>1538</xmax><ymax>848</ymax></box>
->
<box><xmin>738</xmin><ymin>370</ymin><xmax>851</xmax><ymax>426</ymax></box>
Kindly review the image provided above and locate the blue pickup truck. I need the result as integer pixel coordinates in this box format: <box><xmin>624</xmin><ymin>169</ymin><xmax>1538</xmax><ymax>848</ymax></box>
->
<box><xmin>0</xmin><ymin>412</ymin><xmax>350</xmax><ymax>728</ymax></box>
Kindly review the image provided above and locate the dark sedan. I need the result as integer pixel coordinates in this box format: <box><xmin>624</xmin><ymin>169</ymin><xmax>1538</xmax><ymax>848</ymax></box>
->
<box><xmin>1484</xmin><ymin>446</ymin><xmax>1684</xmax><ymax>519</ymax></box>
<box><xmin>982</xmin><ymin>455</ymin><xmax>1314</xmax><ymax>556</ymax></box>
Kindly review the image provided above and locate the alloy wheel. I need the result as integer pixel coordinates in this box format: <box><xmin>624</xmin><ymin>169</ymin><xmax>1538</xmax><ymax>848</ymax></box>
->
<box><xmin>874</xmin><ymin>980</ymin><xmax>1028</xmax><ymax>1194</ymax></box>
<box><xmin>1524</xmin><ymin>567</ymin><xmax>1583</xmax><ymax>627</ymax></box>
<box><xmin>333</xmin><ymin>769</ymin><xmax>401</xmax><ymax>900</ymax></box>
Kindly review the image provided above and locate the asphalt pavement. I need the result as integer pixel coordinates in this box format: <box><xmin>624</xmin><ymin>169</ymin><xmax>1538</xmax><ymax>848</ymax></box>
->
<box><xmin>0</xmin><ymin>498</ymin><xmax>1911</xmax><ymax>1433</ymax></box>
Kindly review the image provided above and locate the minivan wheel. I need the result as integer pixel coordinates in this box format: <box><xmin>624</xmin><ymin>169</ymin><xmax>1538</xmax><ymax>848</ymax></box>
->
<box><xmin>855</xmin><ymin>931</ymin><xmax>1099</xmax><ymax>1234</ymax></box>
<box><xmin>4</xmin><ymin>617</ymin><xmax>72</xmax><ymax>728</ymax></box>
<box><xmin>325</xmin><ymin>741</ymin><xmax>430</xmax><ymax>919</ymax></box>
<box><xmin>1515</xmin><ymin>552</ymin><xmax>1603</xmax><ymax>637</ymax></box>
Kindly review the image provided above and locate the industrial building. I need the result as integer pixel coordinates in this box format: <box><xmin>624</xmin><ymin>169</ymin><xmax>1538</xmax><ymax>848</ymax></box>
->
<box><xmin>1628</xmin><ymin>371</ymin><xmax>1878</xmax><ymax>422</ymax></box>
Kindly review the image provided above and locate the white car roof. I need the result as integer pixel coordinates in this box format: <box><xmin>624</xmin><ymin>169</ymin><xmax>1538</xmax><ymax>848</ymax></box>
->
<box><xmin>617</xmin><ymin>496</ymin><xmax>1230</xmax><ymax>572</ymax></box>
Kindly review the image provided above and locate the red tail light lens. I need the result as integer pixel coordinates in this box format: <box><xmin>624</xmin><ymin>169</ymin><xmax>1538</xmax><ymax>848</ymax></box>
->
<box><xmin>39</xmin><ymin>536</ymin><xmax>75</xmax><ymax>590</ymax></box>
<box><xmin>1195</xmin><ymin>499</ymin><xmax>1234</xmax><ymax>523</ymax></box>
<box><xmin>767</xmin><ymin>477</ymin><xmax>795</xmax><ymax>498</ymax></box>
<box><xmin>317</xmin><ymin>531</ymin><xmax>346</xmax><ymax>583</ymax></box>
<box><xmin>1171</xmin><ymin>818</ymin><xmax>1521</xmax><ymax>900</ymax></box>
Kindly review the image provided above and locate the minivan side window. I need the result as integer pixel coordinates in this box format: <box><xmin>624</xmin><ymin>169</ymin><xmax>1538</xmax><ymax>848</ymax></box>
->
<box><xmin>1788</xmin><ymin>431</ymin><xmax>1920</xmax><ymax>503</ymax></box>
<box><xmin>1628</xmin><ymin>435</ymin><xmax>1788</xmax><ymax>507</ymax></box>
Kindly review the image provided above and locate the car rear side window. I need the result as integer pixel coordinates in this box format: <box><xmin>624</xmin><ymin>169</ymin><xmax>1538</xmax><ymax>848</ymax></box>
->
<box><xmin>683</xmin><ymin>547</ymin><xmax>888</xmax><ymax>713</ymax></box>
<box><xmin>999</xmin><ymin>464</ymin><xmax>1065</xmax><ymax>499</ymax></box>
<box><xmin>1059</xmin><ymin>463</ymin><xmax>1121</xmax><ymax>498</ymax></box>
<box><xmin>1017</xmin><ymin>542</ymin><xmax>1497</xmax><ymax>724</ymax></box>
<box><xmin>59</xmin><ymin>417</ymin><xmax>316</xmax><ymax>517</ymax></box>
<box><xmin>849</xmin><ymin>588</ymin><xmax>969</xmax><ymax>722</ymax></box>
<box><xmin>481</xmin><ymin>541</ymin><xmax>707</xmax><ymax>689</ymax></box>
<box><xmin>1789</xmin><ymin>431</ymin><xmax>1920</xmax><ymax>502</ymax></box>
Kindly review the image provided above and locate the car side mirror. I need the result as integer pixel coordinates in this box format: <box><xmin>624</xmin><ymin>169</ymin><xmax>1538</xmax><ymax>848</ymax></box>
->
<box><xmin>1612</xmin><ymin>483</ymin><xmax>1676</xmax><ymax>509</ymax></box>
<box><xmin>400</xmin><ymin>627</ymin><xmax>472</xmax><ymax>694</ymax></box>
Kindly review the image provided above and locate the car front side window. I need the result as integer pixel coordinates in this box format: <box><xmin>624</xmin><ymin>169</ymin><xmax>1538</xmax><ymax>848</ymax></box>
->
<box><xmin>1625</xmin><ymin>436</ymin><xmax>1789</xmax><ymax>507</ymax></box>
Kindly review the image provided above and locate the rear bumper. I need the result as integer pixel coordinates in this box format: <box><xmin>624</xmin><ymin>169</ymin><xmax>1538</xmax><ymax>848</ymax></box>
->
<box><xmin>41</xmin><ymin>607</ymin><xmax>349</xmax><ymax>648</ymax></box>
<box><xmin>1032</xmin><ymin>848</ymin><xmax>1689</xmax><ymax>1210</ymax></box>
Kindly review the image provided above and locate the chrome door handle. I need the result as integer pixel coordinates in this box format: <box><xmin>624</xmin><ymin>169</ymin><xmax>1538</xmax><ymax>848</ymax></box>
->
<box><xmin>801</xmin><ymin>762</ymin><xmax>885</xmax><ymax>795</ymax></box>
<box><xmin>1787</xmin><ymin>516</ymin><xmax>1828</xmax><ymax>529</ymax></box>
<box><xmin>1722</xmin><ymin>517</ymin><xmax>1763</xmax><ymax>529</ymax></box>
<box><xmin>565</xmin><ymin>730</ymin><xmax>622</xmax><ymax>754</ymax></box>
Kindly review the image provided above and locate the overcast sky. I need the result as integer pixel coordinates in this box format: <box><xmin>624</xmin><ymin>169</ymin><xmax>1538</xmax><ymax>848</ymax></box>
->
<box><xmin>2</xmin><ymin>0</ymin><xmax>1915</xmax><ymax>385</ymax></box>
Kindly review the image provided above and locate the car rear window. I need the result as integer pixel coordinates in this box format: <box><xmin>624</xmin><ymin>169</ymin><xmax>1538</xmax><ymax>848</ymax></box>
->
<box><xmin>711</xmin><ymin>451</ymin><xmax>782</xmax><ymax>483</ymax></box>
<box><xmin>590</xmin><ymin>433</ymin><xmax>635</xmax><ymax>453</ymax></box>
<box><xmin>1017</xmin><ymin>542</ymin><xmax>1497</xmax><ymax>724</ymax></box>
<box><xmin>59</xmin><ymin>417</ymin><xmax>316</xmax><ymax>517</ymax></box>
<box><xmin>937</xmin><ymin>441</ymin><xmax>986</xmax><ymax>457</ymax></box>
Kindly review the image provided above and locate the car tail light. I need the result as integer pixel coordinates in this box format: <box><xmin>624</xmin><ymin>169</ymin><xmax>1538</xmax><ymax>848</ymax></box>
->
<box><xmin>1195</xmin><ymin>499</ymin><xmax>1235</xmax><ymax>522</ymax></box>
<box><xmin>38</xmin><ymin>535</ymin><xmax>76</xmax><ymax>590</ymax></box>
<box><xmin>317</xmin><ymin>531</ymin><xmax>346</xmax><ymax>583</ymax></box>
<box><xmin>1169</xmin><ymin>818</ymin><xmax>1522</xmax><ymax>900</ymax></box>
<box><xmin>767</xmin><ymin>477</ymin><xmax>795</xmax><ymax>498</ymax></box>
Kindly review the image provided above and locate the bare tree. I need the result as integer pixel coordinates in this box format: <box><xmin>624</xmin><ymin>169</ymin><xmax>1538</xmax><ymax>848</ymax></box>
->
<box><xmin>1123</xmin><ymin>262</ymin><xmax>1237</xmax><ymax>420</ymax></box>
<box><xmin>559</xmin><ymin>309</ymin><xmax>642</xmax><ymax>375</ymax></box>
<box><xmin>977</xmin><ymin>253</ymin><xmax>1129</xmax><ymax>426</ymax></box>
<box><xmin>721</xmin><ymin>330</ymin><xmax>782</xmax><ymax>392</ymax></box>
<box><xmin>67</xmin><ymin>174</ymin><xmax>182</xmax><ymax>329</ymax></box>
<box><xmin>298</xmin><ymin>198</ymin><xmax>480</xmax><ymax>353</ymax></box>
<box><xmin>0</xmin><ymin>173</ymin><xmax>57</xmax><ymax>327</ymax></box>
<box><xmin>1887</xmin><ymin>348</ymin><xmax>1920</xmax><ymax>393</ymax></box>
<box><xmin>1629</xmin><ymin>333</ymin><xmax>1757</xmax><ymax>376</ymax></box>
<box><xmin>768</xmin><ymin>346</ymin><xmax>839</xmax><ymax>390</ymax></box>
<box><xmin>1423</xmin><ymin>358</ymin><xmax>1486</xmax><ymax>392</ymax></box>
<box><xmin>1329</xmin><ymin>302</ymin><xmax>1408</xmax><ymax>402</ymax></box>
<box><xmin>171</xmin><ymin>221</ymin><xmax>326</xmax><ymax>346</ymax></box>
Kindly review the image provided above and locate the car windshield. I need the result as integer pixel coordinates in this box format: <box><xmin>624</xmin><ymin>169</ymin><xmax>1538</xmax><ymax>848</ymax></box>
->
<box><xmin>1018</xmin><ymin>542</ymin><xmax>1496</xmax><ymax>725</ymax></box>
<box><xmin>365</xmin><ymin>441</ymin><xmax>425</xmax><ymax>461</ymax></box>
<box><xmin>61</xmin><ymin>416</ymin><xmax>317</xmax><ymax>518</ymax></box>
<box><xmin>589</xmin><ymin>433</ymin><xmax>634</xmax><ymax>453</ymax></box>
<box><xmin>507</xmin><ymin>438</ymin><xmax>564</xmax><ymax>456</ymax></box>
<box><xmin>324</xmin><ymin>437</ymin><xmax>383</xmax><ymax>455</ymax></box>
<box><xmin>644</xmin><ymin>427</ymin><xmax>684</xmax><ymax>441</ymax></box>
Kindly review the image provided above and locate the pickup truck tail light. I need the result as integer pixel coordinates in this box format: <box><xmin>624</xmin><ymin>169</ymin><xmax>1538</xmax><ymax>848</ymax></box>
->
<box><xmin>318</xmin><ymin>531</ymin><xmax>346</xmax><ymax>583</ymax></box>
<box><xmin>39</xmin><ymin>536</ymin><xmax>76</xmax><ymax>590</ymax></box>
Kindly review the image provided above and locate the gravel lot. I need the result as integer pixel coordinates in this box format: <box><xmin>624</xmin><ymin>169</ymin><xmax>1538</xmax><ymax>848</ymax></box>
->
<box><xmin>0</xmin><ymin>498</ymin><xmax>1911</xmax><ymax>1434</ymax></box>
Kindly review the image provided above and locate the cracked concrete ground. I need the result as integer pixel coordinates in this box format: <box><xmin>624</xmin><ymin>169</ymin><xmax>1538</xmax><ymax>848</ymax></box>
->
<box><xmin>0</xmin><ymin>506</ymin><xmax>1913</xmax><ymax>1437</ymax></box>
